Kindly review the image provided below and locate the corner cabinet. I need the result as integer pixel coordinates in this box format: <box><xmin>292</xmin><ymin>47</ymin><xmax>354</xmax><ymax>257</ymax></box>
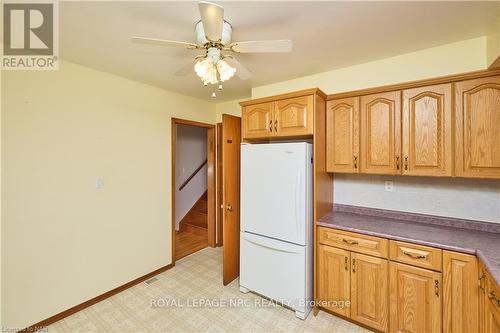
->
<box><xmin>455</xmin><ymin>76</ymin><xmax>500</xmax><ymax>178</ymax></box>
<box><xmin>479</xmin><ymin>263</ymin><xmax>500</xmax><ymax>333</ymax></box>
<box><xmin>240</xmin><ymin>89</ymin><xmax>325</xmax><ymax>140</ymax></box>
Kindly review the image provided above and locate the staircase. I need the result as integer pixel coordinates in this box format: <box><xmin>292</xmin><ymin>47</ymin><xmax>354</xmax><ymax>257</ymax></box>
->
<box><xmin>179</xmin><ymin>191</ymin><xmax>208</xmax><ymax>237</ymax></box>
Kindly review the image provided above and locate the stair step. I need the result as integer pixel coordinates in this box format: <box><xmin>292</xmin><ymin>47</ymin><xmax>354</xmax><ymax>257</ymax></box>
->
<box><xmin>182</xmin><ymin>223</ymin><xmax>208</xmax><ymax>237</ymax></box>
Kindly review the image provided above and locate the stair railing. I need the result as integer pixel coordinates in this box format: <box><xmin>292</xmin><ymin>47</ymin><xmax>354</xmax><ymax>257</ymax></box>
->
<box><xmin>178</xmin><ymin>159</ymin><xmax>208</xmax><ymax>191</ymax></box>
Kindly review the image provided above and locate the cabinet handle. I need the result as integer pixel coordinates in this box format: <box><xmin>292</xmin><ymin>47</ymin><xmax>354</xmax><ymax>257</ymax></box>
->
<box><xmin>353</xmin><ymin>155</ymin><xmax>358</xmax><ymax>169</ymax></box>
<box><xmin>342</xmin><ymin>238</ymin><xmax>358</xmax><ymax>245</ymax></box>
<box><xmin>435</xmin><ymin>280</ymin><xmax>439</xmax><ymax>297</ymax></box>
<box><xmin>404</xmin><ymin>156</ymin><xmax>409</xmax><ymax>170</ymax></box>
<box><xmin>489</xmin><ymin>291</ymin><xmax>500</xmax><ymax>306</ymax></box>
<box><xmin>352</xmin><ymin>258</ymin><xmax>356</xmax><ymax>273</ymax></box>
<box><xmin>269</xmin><ymin>120</ymin><xmax>273</xmax><ymax>132</ymax></box>
<box><xmin>344</xmin><ymin>257</ymin><xmax>348</xmax><ymax>271</ymax></box>
<box><xmin>402</xmin><ymin>250</ymin><xmax>427</xmax><ymax>260</ymax></box>
<box><xmin>274</xmin><ymin>120</ymin><xmax>278</xmax><ymax>132</ymax></box>
<box><xmin>479</xmin><ymin>273</ymin><xmax>486</xmax><ymax>293</ymax></box>
<box><xmin>396</xmin><ymin>156</ymin><xmax>400</xmax><ymax>170</ymax></box>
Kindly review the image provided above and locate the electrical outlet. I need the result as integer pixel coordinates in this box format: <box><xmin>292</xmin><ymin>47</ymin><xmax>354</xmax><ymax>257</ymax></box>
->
<box><xmin>385</xmin><ymin>181</ymin><xmax>394</xmax><ymax>192</ymax></box>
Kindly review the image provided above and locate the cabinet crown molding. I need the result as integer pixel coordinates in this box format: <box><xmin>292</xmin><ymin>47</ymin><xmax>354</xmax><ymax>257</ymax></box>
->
<box><xmin>239</xmin><ymin>88</ymin><xmax>326</xmax><ymax>107</ymax></box>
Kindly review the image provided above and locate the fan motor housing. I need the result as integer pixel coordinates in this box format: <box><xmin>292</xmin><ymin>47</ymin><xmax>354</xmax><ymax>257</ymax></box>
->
<box><xmin>195</xmin><ymin>21</ymin><xmax>232</xmax><ymax>45</ymax></box>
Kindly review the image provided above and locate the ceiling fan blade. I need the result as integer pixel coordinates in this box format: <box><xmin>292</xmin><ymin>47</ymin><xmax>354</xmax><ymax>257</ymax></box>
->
<box><xmin>131</xmin><ymin>37</ymin><xmax>199</xmax><ymax>49</ymax></box>
<box><xmin>174</xmin><ymin>62</ymin><xmax>195</xmax><ymax>77</ymax></box>
<box><xmin>229</xmin><ymin>40</ymin><xmax>292</xmax><ymax>53</ymax></box>
<box><xmin>225</xmin><ymin>57</ymin><xmax>252</xmax><ymax>80</ymax></box>
<box><xmin>198</xmin><ymin>1</ymin><xmax>224</xmax><ymax>42</ymax></box>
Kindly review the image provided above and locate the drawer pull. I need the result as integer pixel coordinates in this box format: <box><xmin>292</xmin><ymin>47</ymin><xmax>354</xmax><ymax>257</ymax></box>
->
<box><xmin>342</xmin><ymin>239</ymin><xmax>359</xmax><ymax>245</ymax></box>
<box><xmin>402</xmin><ymin>250</ymin><xmax>427</xmax><ymax>260</ymax></box>
<box><xmin>479</xmin><ymin>273</ymin><xmax>486</xmax><ymax>293</ymax></box>
<box><xmin>489</xmin><ymin>291</ymin><xmax>500</xmax><ymax>306</ymax></box>
<box><xmin>269</xmin><ymin>120</ymin><xmax>273</xmax><ymax>132</ymax></box>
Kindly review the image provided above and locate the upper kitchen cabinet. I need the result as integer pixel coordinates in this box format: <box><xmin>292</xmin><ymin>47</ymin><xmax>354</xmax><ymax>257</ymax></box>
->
<box><xmin>240</xmin><ymin>89</ymin><xmax>326</xmax><ymax>140</ymax></box>
<box><xmin>326</xmin><ymin>97</ymin><xmax>360</xmax><ymax>173</ymax></box>
<box><xmin>402</xmin><ymin>83</ymin><xmax>453</xmax><ymax>177</ymax></box>
<box><xmin>241</xmin><ymin>102</ymin><xmax>274</xmax><ymax>139</ymax></box>
<box><xmin>455</xmin><ymin>76</ymin><xmax>500</xmax><ymax>178</ymax></box>
<box><xmin>274</xmin><ymin>95</ymin><xmax>314</xmax><ymax>138</ymax></box>
<box><xmin>360</xmin><ymin>91</ymin><xmax>401</xmax><ymax>175</ymax></box>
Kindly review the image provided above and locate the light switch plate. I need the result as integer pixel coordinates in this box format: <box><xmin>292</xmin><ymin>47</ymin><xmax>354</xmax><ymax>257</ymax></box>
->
<box><xmin>96</xmin><ymin>177</ymin><xmax>104</xmax><ymax>189</ymax></box>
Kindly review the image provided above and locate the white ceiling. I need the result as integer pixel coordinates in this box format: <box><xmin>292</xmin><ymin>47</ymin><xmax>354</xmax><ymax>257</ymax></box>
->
<box><xmin>60</xmin><ymin>1</ymin><xmax>499</xmax><ymax>102</ymax></box>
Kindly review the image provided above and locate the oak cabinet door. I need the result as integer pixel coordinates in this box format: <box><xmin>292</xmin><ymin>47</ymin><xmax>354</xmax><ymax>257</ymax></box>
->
<box><xmin>241</xmin><ymin>102</ymin><xmax>273</xmax><ymax>139</ymax></box>
<box><xmin>351</xmin><ymin>253</ymin><xmax>389</xmax><ymax>332</ymax></box>
<box><xmin>484</xmin><ymin>299</ymin><xmax>500</xmax><ymax>333</ymax></box>
<box><xmin>274</xmin><ymin>95</ymin><xmax>314</xmax><ymax>137</ymax></box>
<box><xmin>360</xmin><ymin>91</ymin><xmax>402</xmax><ymax>175</ymax></box>
<box><xmin>443</xmin><ymin>251</ymin><xmax>479</xmax><ymax>333</ymax></box>
<box><xmin>317</xmin><ymin>244</ymin><xmax>351</xmax><ymax>317</ymax></box>
<box><xmin>455</xmin><ymin>76</ymin><xmax>500</xmax><ymax>178</ymax></box>
<box><xmin>402</xmin><ymin>84</ymin><xmax>453</xmax><ymax>176</ymax></box>
<box><xmin>326</xmin><ymin>97</ymin><xmax>360</xmax><ymax>173</ymax></box>
<box><xmin>483</xmin><ymin>272</ymin><xmax>500</xmax><ymax>333</ymax></box>
<box><xmin>389</xmin><ymin>262</ymin><xmax>442</xmax><ymax>333</ymax></box>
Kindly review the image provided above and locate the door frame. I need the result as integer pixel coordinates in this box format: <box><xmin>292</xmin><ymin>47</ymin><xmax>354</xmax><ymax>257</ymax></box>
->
<box><xmin>171</xmin><ymin>118</ymin><xmax>216</xmax><ymax>264</ymax></box>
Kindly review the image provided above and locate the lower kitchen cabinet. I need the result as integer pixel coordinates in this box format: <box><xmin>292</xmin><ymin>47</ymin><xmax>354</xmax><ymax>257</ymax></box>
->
<box><xmin>443</xmin><ymin>251</ymin><xmax>479</xmax><ymax>333</ymax></box>
<box><xmin>316</xmin><ymin>227</ymin><xmax>498</xmax><ymax>333</ymax></box>
<box><xmin>351</xmin><ymin>253</ymin><xmax>389</xmax><ymax>332</ymax></box>
<box><xmin>480</xmin><ymin>263</ymin><xmax>500</xmax><ymax>333</ymax></box>
<box><xmin>389</xmin><ymin>262</ymin><xmax>442</xmax><ymax>333</ymax></box>
<box><xmin>317</xmin><ymin>244</ymin><xmax>351</xmax><ymax>317</ymax></box>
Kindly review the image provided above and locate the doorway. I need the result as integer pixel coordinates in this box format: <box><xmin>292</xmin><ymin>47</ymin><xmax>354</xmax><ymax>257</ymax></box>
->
<box><xmin>171</xmin><ymin>118</ymin><xmax>216</xmax><ymax>262</ymax></box>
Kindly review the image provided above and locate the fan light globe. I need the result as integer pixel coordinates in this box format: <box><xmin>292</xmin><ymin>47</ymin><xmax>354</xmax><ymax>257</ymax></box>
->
<box><xmin>217</xmin><ymin>60</ymin><xmax>236</xmax><ymax>82</ymax></box>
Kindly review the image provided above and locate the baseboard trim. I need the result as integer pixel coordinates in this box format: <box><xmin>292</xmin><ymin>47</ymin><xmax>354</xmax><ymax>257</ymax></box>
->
<box><xmin>20</xmin><ymin>263</ymin><xmax>174</xmax><ymax>332</ymax></box>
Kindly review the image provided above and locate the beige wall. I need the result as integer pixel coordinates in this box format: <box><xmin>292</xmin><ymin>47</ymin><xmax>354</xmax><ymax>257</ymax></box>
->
<box><xmin>252</xmin><ymin>37</ymin><xmax>487</xmax><ymax>97</ymax></box>
<box><xmin>487</xmin><ymin>16</ymin><xmax>500</xmax><ymax>68</ymax></box>
<box><xmin>1</xmin><ymin>60</ymin><xmax>215</xmax><ymax>329</ymax></box>
<box><xmin>215</xmin><ymin>99</ymin><xmax>245</xmax><ymax>123</ymax></box>
<box><xmin>251</xmin><ymin>37</ymin><xmax>500</xmax><ymax>223</ymax></box>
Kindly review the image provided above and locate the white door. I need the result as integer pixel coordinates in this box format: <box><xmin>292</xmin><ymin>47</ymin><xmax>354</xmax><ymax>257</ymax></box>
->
<box><xmin>240</xmin><ymin>232</ymin><xmax>308</xmax><ymax>314</ymax></box>
<box><xmin>241</xmin><ymin>143</ymin><xmax>312</xmax><ymax>245</ymax></box>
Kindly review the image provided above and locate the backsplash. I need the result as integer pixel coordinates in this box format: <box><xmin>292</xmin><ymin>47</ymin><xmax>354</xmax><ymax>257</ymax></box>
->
<box><xmin>333</xmin><ymin>174</ymin><xmax>500</xmax><ymax>224</ymax></box>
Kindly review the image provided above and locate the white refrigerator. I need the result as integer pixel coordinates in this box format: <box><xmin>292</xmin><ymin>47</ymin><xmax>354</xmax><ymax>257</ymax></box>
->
<box><xmin>240</xmin><ymin>142</ymin><xmax>313</xmax><ymax>320</ymax></box>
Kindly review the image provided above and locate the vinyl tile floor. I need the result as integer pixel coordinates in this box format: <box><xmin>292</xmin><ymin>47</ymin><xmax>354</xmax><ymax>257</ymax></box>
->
<box><xmin>48</xmin><ymin>247</ymin><xmax>368</xmax><ymax>333</ymax></box>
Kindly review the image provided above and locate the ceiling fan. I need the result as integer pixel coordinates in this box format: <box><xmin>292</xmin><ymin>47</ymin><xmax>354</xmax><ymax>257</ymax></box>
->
<box><xmin>131</xmin><ymin>1</ymin><xmax>292</xmax><ymax>96</ymax></box>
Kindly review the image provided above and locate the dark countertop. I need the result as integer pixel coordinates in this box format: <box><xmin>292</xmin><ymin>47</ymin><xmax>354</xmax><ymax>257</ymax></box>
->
<box><xmin>317</xmin><ymin>206</ymin><xmax>500</xmax><ymax>285</ymax></box>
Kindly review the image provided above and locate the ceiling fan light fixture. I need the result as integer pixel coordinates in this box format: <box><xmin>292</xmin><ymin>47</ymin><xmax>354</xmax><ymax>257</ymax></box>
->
<box><xmin>194</xmin><ymin>58</ymin><xmax>218</xmax><ymax>85</ymax></box>
<box><xmin>217</xmin><ymin>59</ymin><xmax>236</xmax><ymax>82</ymax></box>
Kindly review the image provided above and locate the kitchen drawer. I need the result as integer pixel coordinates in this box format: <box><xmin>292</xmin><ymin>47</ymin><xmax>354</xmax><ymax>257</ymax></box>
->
<box><xmin>389</xmin><ymin>240</ymin><xmax>442</xmax><ymax>271</ymax></box>
<box><xmin>318</xmin><ymin>227</ymin><xmax>388</xmax><ymax>258</ymax></box>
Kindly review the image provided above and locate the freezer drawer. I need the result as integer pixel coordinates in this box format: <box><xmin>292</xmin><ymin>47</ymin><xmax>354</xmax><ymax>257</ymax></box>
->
<box><xmin>240</xmin><ymin>232</ymin><xmax>312</xmax><ymax>316</ymax></box>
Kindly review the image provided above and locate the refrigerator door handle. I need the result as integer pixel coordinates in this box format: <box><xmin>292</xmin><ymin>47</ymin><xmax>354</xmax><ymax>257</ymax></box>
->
<box><xmin>295</xmin><ymin>168</ymin><xmax>301</xmax><ymax>238</ymax></box>
<box><xmin>242</xmin><ymin>233</ymin><xmax>302</xmax><ymax>254</ymax></box>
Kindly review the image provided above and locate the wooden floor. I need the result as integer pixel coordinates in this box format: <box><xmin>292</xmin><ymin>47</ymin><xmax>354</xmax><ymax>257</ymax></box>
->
<box><xmin>175</xmin><ymin>231</ymin><xmax>208</xmax><ymax>260</ymax></box>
